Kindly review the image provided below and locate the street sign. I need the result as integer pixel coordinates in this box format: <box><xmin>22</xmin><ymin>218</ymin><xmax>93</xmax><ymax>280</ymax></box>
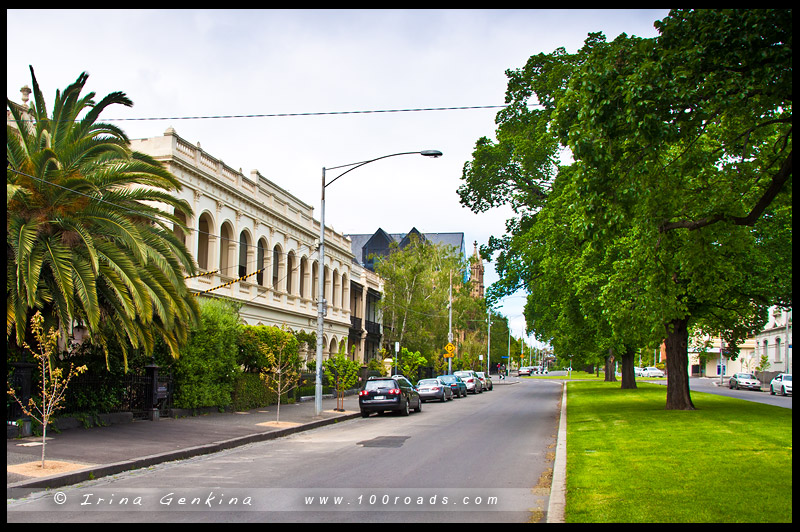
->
<box><xmin>443</xmin><ymin>342</ymin><xmax>455</xmax><ymax>359</ymax></box>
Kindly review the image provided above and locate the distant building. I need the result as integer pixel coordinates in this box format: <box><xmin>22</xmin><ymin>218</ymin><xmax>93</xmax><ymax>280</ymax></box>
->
<box><xmin>753</xmin><ymin>307</ymin><xmax>792</xmax><ymax>375</ymax></box>
<box><xmin>469</xmin><ymin>241</ymin><xmax>485</xmax><ymax>299</ymax></box>
<box><xmin>346</xmin><ymin>227</ymin><xmax>466</xmax><ymax>272</ymax></box>
<box><xmin>687</xmin><ymin>307</ymin><xmax>791</xmax><ymax>378</ymax></box>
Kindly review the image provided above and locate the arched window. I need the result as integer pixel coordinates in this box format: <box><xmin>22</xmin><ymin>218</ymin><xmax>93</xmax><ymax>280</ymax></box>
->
<box><xmin>238</xmin><ymin>231</ymin><xmax>250</xmax><ymax>279</ymax></box>
<box><xmin>286</xmin><ymin>251</ymin><xmax>295</xmax><ymax>295</ymax></box>
<box><xmin>173</xmin><ymin>209</ymin><xmax>187</xmax><ymax>247</ymax></box>
<box><xmin>299</xmin><ymin>256</ymin><xmax>308</xmax><ymax>298</ymax></box>
<box><xmin>257</xmin><ymin>238</ymin><xmax>267</xmax><ymax>286</ymax></box>
<box><xmin>219</xmin><ymin>222</ymin><xmax>234</xmax><ymax>276</ymax></box>
<box><xmin>197</xmin><ymin>213</ymin><xmax>213</xmax><ymax>271</ymax></box>
<box><xmin>272</xmin><ymin>244</ymin><xmax>283</xmax><ymax>291</ymax></box>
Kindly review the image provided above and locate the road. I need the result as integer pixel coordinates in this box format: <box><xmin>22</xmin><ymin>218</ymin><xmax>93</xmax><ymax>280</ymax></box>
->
<box><xmin>687</xmin><ymin>377</ymin><xmax>792</xmax><ymax>409</ymax></box>
<box><xmin>7</xmin><ymin>378</ymin><xmax>563</xmax><ymax>523</ymax></box>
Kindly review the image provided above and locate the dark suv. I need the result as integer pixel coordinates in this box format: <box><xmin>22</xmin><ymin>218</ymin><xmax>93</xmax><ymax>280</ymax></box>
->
<box><xmin>359</xmin><ymin>377</ymin><xmax>422</xmax><ymax>417</ymax></box>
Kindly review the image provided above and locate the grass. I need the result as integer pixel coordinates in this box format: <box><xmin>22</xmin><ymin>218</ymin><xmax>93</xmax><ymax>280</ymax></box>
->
<box><xmin>564</xmin><ymin>381</ymin><xmax>792</xmax><ymax>523</ymax></box>
<box><xmin>525</xmin><ymin>370</ymin><xmax>666</xmax><ymax>381</ymax></box>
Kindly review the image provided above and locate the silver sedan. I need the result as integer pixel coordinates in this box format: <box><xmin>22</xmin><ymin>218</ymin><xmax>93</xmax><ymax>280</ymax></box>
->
<box><xmin>417</xmin><ymin>378</ymin><xmax>454</xmax><ymax>402</ymax></box>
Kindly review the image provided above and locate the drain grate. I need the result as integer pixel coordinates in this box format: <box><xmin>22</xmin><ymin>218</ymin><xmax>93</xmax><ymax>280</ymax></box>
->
<box><xmin>356</xmin><ymin>436</ymin><xmax>411</xmax><ymax>448</ymax></box>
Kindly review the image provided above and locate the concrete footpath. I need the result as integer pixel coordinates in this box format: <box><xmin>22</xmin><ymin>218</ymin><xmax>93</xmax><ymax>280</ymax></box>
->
<box><xmin>7</xmin><ymin>395</ymin><xmax>361</xmax><ymax>498</ymax></box>
<box><xmin>7</xmin><ymin>380</ymin><xmax>568</xmax><ymax>523</ymax></box>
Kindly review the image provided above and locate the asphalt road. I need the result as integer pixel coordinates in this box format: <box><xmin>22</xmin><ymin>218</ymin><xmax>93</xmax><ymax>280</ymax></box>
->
<box><xmin>686</xmin><ymin>377</ymin><xmax>792</xmax><ymax>408</ymax></box>
<box><xmin>7</xmin><ymin>378</ymin><xmax>563</xmax><ymax>523</ymax></box>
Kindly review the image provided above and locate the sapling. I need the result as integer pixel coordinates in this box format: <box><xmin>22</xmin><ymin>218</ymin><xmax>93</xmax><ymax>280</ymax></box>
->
<box><xmin>8</xmin><ymin>312</ymin><xmax>87</xmax><ymax>469</ymax></box>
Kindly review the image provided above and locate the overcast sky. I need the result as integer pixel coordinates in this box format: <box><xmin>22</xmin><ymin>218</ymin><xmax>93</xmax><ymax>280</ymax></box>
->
<box><xmin>7</xmin><ymin>9</ymin><xmax>670</xmax><ymax>347</ymax></box>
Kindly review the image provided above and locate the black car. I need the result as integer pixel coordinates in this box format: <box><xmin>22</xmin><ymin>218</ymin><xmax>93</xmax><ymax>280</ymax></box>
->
<box><xmin>359</xmin><ymin>377</ymin><xmax>422</xmax><ymax>417</ymax></box>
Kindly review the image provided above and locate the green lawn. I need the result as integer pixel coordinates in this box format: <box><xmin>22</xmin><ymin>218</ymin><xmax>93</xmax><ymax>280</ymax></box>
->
<box><xmin>564</xmin><ymin>381</ymin><xmax>792</xmax><ymax>523</ymax></box>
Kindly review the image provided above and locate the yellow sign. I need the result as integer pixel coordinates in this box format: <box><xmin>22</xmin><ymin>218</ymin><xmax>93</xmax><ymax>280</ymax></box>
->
<box><xmin>443</xmin><ymin>343</ymin><xmax>456</xmax><ymax>358</ymax></box>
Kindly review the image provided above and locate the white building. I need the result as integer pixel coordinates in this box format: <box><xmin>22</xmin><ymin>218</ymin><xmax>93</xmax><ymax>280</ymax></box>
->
<box><xmin>753</xmin><ymin>307</ymin><xmax>792</xmax><ymax>375</ymax></box>
<box><xmin>688</xmin><ymin>306</ymin><xmax>792</xmax><ymax>378</ymax></box>
<box><xmin>131</xmin><ymin>127</ymin><xmax>383</xmax><ymax>365</ymax></box>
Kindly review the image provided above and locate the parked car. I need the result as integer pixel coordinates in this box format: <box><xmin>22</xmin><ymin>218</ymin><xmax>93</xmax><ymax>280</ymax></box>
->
<box><xmin>641</xmin><ymin>367</ymin><xmax>665</xmax><ymax>378</ymax></box>
<box><xmin>476</xmin><ymin>371</ymin><xmax>493</xmax><ymax>391</ymax></box>
<box><xmin>769</xmin><ymin>373</ymin><xmax>792</xmax><ymax>396</ymax></box>
<box><xmin>633</xmin><ymin>367</ymin><xmax>645</xmax><ymax>377</ymax></box>
<box><xmin>359</xmin><ymin>376</ymin><xmax>422</xmax><ymax>417</ymax></box>
<box><xmin>454</xmin><ymin>370</ymin><xmax>483</xmax><ymax>394</ymax></box>
<box><xmin>518</xmin><ymin>366</ymin><xmax>532</xmax><ymax>377</ymax></box>
<box><xmin>391</xmin><ymin>375</ymin><xmax>417</xmax><ymax>390</ymax></box>
<box><xmin>438</xmin><ymin>374</ymin><xmax>468</xmax><ymax>398</ymax></box>
<box><xmin>729</xmin><ymin>373</ymin><xmax>762</xmax><ymax>391</ymax></box>
<box><xmin>417</xmin><ymin>378</ymin><xmax>453</xmax><ymax>402</ymax></box>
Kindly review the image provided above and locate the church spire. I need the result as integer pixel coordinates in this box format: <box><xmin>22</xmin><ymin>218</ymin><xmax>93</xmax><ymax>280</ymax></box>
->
<box><xmin>470</xmin><ymin>241</ymin><xmax>485</xmax><ymax>299</ymax></box>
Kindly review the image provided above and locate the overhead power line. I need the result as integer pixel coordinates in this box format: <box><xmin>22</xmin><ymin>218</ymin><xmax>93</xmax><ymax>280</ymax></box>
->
<box><xmin>102</xmin><ymin>104</ymin><xmax>509</xmax><ymax>122</ymax></box>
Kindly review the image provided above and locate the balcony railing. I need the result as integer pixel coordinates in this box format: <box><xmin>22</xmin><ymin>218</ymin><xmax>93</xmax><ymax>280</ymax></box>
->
<box><xmin>365</xmin><ymin>320</ymin><xmax>381</xmax><ymax>336</ymax></box>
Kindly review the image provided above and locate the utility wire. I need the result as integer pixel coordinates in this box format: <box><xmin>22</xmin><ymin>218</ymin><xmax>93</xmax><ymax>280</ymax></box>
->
<box><xmin>12</xmin><ymin>105</ymin><xmax>508</xmax><ymax>123</ymax></box>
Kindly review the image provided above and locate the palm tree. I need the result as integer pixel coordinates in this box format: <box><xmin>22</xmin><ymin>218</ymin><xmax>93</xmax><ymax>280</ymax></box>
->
<box><xmin>7</xmin><ymin>66</ymin><xmax>199</xmax><ymax>368</ymax></box>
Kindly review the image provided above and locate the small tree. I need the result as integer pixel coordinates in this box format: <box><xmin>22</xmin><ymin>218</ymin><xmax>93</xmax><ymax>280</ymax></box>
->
<box><xmin>259</xmin><ymin>327</ymin><xmax>300</xmax><ymax>423</ymax></box>
<box><xmin>324</xmin><ymin>346</ymin><xmax>361</xmax><ymax>412</ymax></box>
<box><xmin>7</xmin><ymin>312</ymin><xmax>87</xmax><ymax>469</ymax></box>
<box><xmin>398</xmin><ymin>347</ymin><xmax>428</xmax><ymax>381</ymax></box>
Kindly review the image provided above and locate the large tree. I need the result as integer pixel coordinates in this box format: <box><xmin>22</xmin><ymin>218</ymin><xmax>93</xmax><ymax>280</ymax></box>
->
<box><xmin>7</xmin><ymin>66</ymin><xmax>200</xmax><ymax>368</ymax></box>
<box><xmin>374</xmin><ymin>234</ymin><xmax>481</xmax><ymax>357</ymax></box>
<box><xmin>460</xmin><ymin>9</ymin><xmax>792</xmax><ymax>409</ymax></box>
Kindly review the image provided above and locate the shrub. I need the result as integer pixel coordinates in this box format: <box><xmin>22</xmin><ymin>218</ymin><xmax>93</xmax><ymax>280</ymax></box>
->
<box><xmin>172</xmin><ymin>298</ymin><xmax>242</xmax><ymax>409</ymax></box>
<box><xmin>232</xmin><ymin>373</ymin><xmax>277</xmax><ymax>411</ymax></box>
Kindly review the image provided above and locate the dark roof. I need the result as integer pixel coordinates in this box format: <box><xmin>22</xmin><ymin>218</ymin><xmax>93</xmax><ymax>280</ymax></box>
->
<box><xmin>345</xmin><ymin>228</ymin><xmax>465</xmax><ymax>270</ymax></box>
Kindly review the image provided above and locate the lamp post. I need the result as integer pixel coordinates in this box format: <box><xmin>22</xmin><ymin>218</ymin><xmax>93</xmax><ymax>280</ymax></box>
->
<box><xmin>314</xmin><ymin>150</ymin><xmax>442</xmax><ymax>416</ymax></box>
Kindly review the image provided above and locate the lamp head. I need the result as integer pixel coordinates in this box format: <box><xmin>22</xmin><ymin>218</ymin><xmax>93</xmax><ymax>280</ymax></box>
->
<box><xmin>420</xmin><ymin>150</ymin><xmax>443</xmax><ymax>158</ymax></box>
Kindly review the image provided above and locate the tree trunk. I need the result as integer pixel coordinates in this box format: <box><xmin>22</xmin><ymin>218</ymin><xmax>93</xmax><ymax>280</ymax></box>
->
<box><xmin>604</xmin><ymin>349</ymin><xmax>616</xmax><ymax>382</ymax></box>
<box><xmin>620</xmin><ymin>344</ymin><xmax>637</xmax><ymax>389</ymax></box>
<box><xmin>664</xmin><ymin>317</ymin><xmax>695</xmax><ymax>410</ymax></box>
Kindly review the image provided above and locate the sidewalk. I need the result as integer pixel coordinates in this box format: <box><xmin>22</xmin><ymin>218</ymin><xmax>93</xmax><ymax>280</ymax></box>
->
<box><xmin>7</xmin><ymin>394</ymin><xmax>361</xmax><ymax>498</ymax></box>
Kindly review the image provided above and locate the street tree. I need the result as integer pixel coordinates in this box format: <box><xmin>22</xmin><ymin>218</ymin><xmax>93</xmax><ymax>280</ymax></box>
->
<box><xmin>459</xmin><ymin>10</ymin><xmax>792</xmax><ymax>409</ymax></box>
<box><xmin>258</xmin><ymin>325</ymin><xmax>301</xmax><ymax>423</ymax></box>
<box><xmin>7</xmin><ymin>312</ymin><xmax>87</xmax><ymax>469</ymax></box>
<box><xmin>556</xmin><ymin>9</ymin><xmax>792</xmax><ymax>409</ymax></box>
<box><xmin>7</xmin><ymin>67</ymin><xmax>200</xmax><ymax>369</ymax></box>
<box><xmin>323</xmin><ymin>345</ymin><xmax>361</xmax><ymax>412</ymax></box>
<box><xmin>375</xmin><ymin>234</ymin><xmax>480</xmax><ymax>357</ymax></box>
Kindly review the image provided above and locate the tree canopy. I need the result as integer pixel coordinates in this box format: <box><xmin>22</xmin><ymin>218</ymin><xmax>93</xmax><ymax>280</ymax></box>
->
<box><xmin>374</xmin><ymin>234</ymin><xmax>483</xmax><ymax>357</ymax></box>
<box><xmin>459</xmin><ymin>9</ymin><xmax>792</xmax><ymax>409</ymax></box>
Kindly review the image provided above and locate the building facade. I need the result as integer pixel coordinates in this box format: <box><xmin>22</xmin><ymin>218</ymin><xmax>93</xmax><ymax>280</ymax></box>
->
<box><xmin>131</xmin><ymin>128</ymin><xmax>381</xmax><ymax>365</ymax></box>
<box><xmin>753</xmin><ymin>307</ymin><xmax>792</xmax><ymax>375</ymax></box>
<box><xmin>687</xmin><ymin>307</ymin><xmax>792</xmax><ymax>378</ymax></box>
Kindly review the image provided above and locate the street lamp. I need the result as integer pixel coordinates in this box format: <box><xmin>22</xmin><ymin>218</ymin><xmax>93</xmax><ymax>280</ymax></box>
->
<box><xmin>314</xmin><ymin>150</ymin><xmax>442</xmax><ymax>416</ymax></box>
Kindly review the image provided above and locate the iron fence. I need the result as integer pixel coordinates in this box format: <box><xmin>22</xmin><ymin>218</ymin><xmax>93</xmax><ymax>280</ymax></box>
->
<box><xmin>7</xmin><ymin>367</ymin><xmax>174</xmax><ymax>422</ymax></box>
